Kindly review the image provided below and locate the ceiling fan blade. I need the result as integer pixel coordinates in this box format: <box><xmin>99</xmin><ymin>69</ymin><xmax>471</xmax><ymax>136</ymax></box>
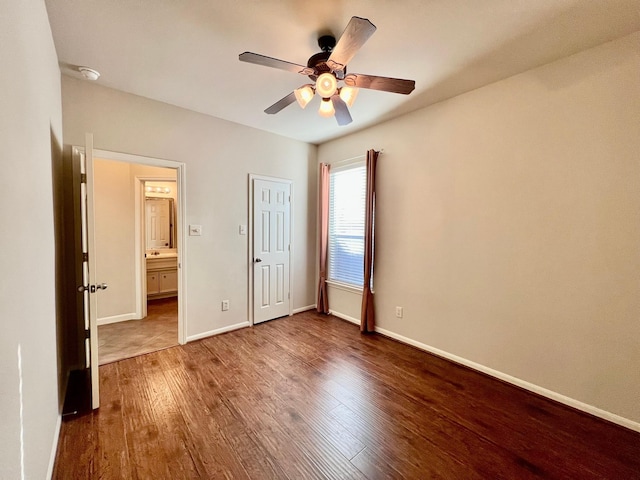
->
<box><xmin>264</xmin><ymin>91</ymin><xmax>297</xmax><ymax>115</ymax></box>
<box><xmin>239</xmin><ymin>52</ymin><xmax>314</xmax><ymax>76</ymax></box>
<box><xmin>327</xmin><ymin>17</ymin><xmax>376</xmax><ymax>74</ymax></box>
<box><xmin>344</xmin><ymin>73</ymin><xmax>415</xmax><ymax>95</ymax></box>
<box><xmin>331</xmin><ymin>95</ymin><xmax>352</xmax><ymax>126</ymax></box>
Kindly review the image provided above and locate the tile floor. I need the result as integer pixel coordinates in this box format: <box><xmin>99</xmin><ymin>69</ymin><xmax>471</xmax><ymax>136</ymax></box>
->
<box><xmin>98</xmin><ymin>297</ymin><xmax>178</xmax><ymax>365</ymax></box>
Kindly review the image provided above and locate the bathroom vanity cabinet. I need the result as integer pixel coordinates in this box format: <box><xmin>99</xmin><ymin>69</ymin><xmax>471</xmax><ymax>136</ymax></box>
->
<box><xmin>146</xmin><ymin>256</ymin><xmax>178</xmax><ymax>298</ymax></box>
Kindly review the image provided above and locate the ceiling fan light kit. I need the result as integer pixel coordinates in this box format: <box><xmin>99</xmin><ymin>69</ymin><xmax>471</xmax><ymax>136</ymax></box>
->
<box><xmin>318</xmin><ymin>98</ymin><xmax>335</xmax><ymax>118</ymax></box>
<box><xmin>315</xmin><ymin>72</ymin><xmax>338</xmax><ymax>98</ymax></box>
<box><xmin>339</xmin><ymin>86</ymin><xmax>358</xmax><ymax>107</ymax></box>
<box><xmin>294</xmin><ymin>84</ymin><xmax>315</xmax><ymax>108</ymax></box>
<box><xmin>239</xmin><ymin>16</ymin><xmax>415</xmax><ymax>126</ymax></box>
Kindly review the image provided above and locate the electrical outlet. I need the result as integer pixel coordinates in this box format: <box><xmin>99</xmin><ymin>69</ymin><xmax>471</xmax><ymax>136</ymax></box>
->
<box><xmin>222</xmin><ymin>300</ymin><xmax>229</xmax><ymax>311</ymax></box>
<box><xmin>395</xmin><ymin>306</ymin><xmax>403</xmax><ymax>318</ymax></box>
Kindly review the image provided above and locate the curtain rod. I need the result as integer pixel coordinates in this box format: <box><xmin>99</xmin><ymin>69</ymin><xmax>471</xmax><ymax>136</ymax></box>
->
<box><xmin>325</xmin><ymin>149</ymin><xmax>383</xmax><ymax>167</ymax></box>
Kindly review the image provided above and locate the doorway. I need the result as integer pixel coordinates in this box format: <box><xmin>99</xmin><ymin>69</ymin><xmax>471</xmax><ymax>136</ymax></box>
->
<box><xmin>90</xmin><ymin>151</ymin><xmax>186</xmax><ymax>365</ymax></box>
<box><xmin>70</xmin><ymin>139</ymin><xmax>185</xmax><ymax>411</ymax></box>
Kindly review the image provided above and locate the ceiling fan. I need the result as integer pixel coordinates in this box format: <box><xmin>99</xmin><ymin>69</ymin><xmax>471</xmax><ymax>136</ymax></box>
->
<box><xmin>239</xmin><ymin>16</ymin><xmax>415</xmax><ymax>126</ymax></box>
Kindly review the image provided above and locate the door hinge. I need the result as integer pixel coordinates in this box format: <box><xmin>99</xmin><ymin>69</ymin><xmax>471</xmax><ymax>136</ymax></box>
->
<box><xmin>85</xmin><ymin>329</ymin><xmax>90</xmax><ymax>339</ymax></box>
<box><xmin>80</xmin><ymin>173</ymin><xmax>87</xmax><ymax>183</ymax></box>
<box><xmin>83</xmin><ymin>252</ymin><xmax>89</xmax><ymax>262</ymax></box>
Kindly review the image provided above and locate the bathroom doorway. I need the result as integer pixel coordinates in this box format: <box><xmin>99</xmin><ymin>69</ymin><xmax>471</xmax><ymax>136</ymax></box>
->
<box><xmin>90</xmin><ymin>151</ymin><xmax>185</xmax><ymax>365</ymax></box>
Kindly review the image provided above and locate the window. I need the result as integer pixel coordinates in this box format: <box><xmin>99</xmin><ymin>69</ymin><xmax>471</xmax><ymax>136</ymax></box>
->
<box><xmin>328</xmin><ymin>163</ymin><xmax>366</xmax><ymax>287</ymax></box>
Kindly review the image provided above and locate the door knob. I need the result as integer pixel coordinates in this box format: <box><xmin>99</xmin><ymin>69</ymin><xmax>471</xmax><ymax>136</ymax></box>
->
<box><xmin>77</xmin><ymin>283</ymin><xmax>108</xmax><ymax>293</ymax></box>
<box><xmin>254</xmin><ymin>258</ymin><xmax>262</xmax><ymax>263</ymax></box>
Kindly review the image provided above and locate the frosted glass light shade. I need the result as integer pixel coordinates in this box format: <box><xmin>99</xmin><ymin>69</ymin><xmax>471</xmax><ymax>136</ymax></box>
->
<box><xmin>294</xmin><ymin>85</ymin><xmax>314</xmax><ymax>108</ymax></box>
<box><xmin>318</xmin><ymin>98</ymin><xmax>335</xmax><ymax>117</ymax></box>
<box><xmin>315</xmin><ymin>73</ymin><xmax>338</xmax><ymax>98</ymax></box>
<box><xmin>339</xmin><ymin>86</ymin><xmax>359</xmax><ymax>107</ymax></box>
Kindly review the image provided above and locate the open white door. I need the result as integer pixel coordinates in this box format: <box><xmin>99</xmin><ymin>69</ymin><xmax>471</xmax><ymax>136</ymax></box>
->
<box><xmin>252</xmin><ymin>177</ymin><xmax>291</xmax><ymax>324</ymax></box>
<box><xmin>78</xmin><ymin>133</ymin><xmax>105</xmax><ymax>409</ymax></box>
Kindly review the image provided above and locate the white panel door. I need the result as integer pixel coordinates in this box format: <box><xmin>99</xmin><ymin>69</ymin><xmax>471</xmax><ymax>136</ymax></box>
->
<box><xmin>145</xmin><ymin>198</ymin><xmax>171</xmax><ymax>249</ymax></box>
<box><xmin>253</xmin><ymin>178</ymin><xmax>291</xmax><ymax>324</ymax></box>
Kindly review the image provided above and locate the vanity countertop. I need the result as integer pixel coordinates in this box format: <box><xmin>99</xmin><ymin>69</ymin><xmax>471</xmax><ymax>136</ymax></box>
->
<box><xmin>146</xmin><ymin>253</ymin><xmax>178</xmax><ymax>271</ymax></box>
<box><xmin>146</xmin><ymin>251</ymin><xmax>177</xmax><ymax>259</ymax></box>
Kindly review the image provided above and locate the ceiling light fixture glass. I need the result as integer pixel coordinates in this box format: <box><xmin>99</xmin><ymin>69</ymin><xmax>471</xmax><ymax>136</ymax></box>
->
<box><xmin>294</xmin><ymin>85</ymin><xmax>315</xmax><ymax>108</ymax></box>
<box><xmin>339</xmin><ymin>86</ymin><xmax>359</xmax><ymax>107</ymax></box>
<box><xmin>318</xmin><ymin>98</ymin><xmax>335</xmax><ymax>117</ymax></box>
<box><xmin>315</xmin><ymin>73</ymin><xmax>338</xmax><ymax>98</ymax></box>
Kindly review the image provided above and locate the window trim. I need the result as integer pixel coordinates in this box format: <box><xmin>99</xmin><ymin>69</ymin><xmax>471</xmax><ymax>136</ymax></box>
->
<box><xmin>330</xmin><ymin>157</ymin><xmax>366</xmax><ymax>173</ymax></box>
<box><xmin>326</xmin><ymin>279</ymin><xmax>363</xmax><ymax>295</ymax></box>
<box><xmin>327</xmin><ymin>160</ymin><xmax>367</xmax><ymax>289</ymax></box>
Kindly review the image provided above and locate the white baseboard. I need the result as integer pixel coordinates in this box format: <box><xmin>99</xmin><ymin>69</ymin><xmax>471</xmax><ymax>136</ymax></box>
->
<box><xmin>97</xmin><ymin>313</ymin><xmax>138</xmax><ymax>326</ymax></box>
<box><xmin>329</xmin><ymin>310</ymin><xmax>359</xmax><ymax>325</ymax></box>
<box><xmin>186</xmin><ymin>321</ymin><xmax>250</xmax><ymax>342</ymax></box>
<box><xmin>374</xmin><ymin>326</ymin><xmax>640</xmax><ymax>433</ymax></box>
<box><xmin>47</xmin><ymin>414</ymin><xmax>62</xmax><ymax>479</ymax></box>
<box><xmin>328</xmin><ymin>309</ymin><xmax>640</xmax><ymax>433</ymax></box>
<box><xmin>293</xmin><ymin>304</ymin><xmax>316</xmax><ymax>314</ymax></box>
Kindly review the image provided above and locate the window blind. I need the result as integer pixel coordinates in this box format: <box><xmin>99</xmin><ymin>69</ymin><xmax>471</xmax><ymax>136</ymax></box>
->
<box><xmin>328</xmin><ymin>164</ymin><xmax>366</xmax><ymax>287</ymax></box>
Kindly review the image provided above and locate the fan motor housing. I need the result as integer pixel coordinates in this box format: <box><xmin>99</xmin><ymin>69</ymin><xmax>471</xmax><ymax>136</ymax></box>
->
<box><xmin>307</xmin><ymin>52</ymin><xmax>330</xmax><ymax>80</ymax></box>
<box><xmin>307</xmin><ymin>36</ymin><xmax>344</xmax><ymax>81</ymax></box>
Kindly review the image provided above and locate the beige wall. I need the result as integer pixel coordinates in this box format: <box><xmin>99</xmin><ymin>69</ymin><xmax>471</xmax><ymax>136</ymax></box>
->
<box><xmin>319</xmin><ymin>33</ymin><xmax>640</xmax><ymax>425</ymax></box>
<box><xmin>62</xmin><ymin>76</ymin><xmax>318</xmax><ymax>339</ymax></box>
<box><xmin>94</xmin><ymin>159</ymin><xmax>136</xmax><ymax>319</ymax></box>
<box><xmin>0</xmin><ymin>1</ymin><xmax>63</xmax><ymax>478</ymax></box>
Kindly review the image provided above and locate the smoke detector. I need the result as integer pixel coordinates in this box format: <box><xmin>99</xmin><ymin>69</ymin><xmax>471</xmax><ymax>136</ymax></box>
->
<box><xmin>78</xmin><ymin>67</ymin><xmax>100</xmax><ymax>81</ymax></box>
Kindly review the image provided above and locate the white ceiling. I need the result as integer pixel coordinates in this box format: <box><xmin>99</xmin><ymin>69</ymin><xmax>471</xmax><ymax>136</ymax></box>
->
<box><xmin>46</xmin><ymin>0</ymin><xmax>640</xmax><ymax>145</ymax></box>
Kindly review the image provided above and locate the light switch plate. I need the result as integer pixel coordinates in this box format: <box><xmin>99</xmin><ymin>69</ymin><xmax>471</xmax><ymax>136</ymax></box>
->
<box><xmin>239</xmin><ymin>224</ymin><xmax>247</xmax><ymax>235</ymax></box>
<box><xmin>189</xmin><ymin>224</ymin><xmax>202</xmax><ymax>236</ymax></box>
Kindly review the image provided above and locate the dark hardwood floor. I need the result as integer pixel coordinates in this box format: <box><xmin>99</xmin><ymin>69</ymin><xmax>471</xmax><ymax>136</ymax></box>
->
<box><xmin>54</xmin><ymin>310</ymin><xmax>640</xmax><ymax>479</ymax></box>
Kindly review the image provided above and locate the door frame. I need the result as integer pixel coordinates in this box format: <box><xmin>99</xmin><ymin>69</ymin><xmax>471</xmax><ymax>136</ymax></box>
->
<box><xmin>135</xmin><ymin>175</ymin><xmax>178</xmax><ymax>319</ymax></box>
<box><xmin>248</xmin><ymin>174</ymin><xmax>294</xmax><ymax>326</ymax></box>
<box><xmin>81</xmin><ymin>147</ymin><xmax>188</xmax><ymax>345</ymax></box>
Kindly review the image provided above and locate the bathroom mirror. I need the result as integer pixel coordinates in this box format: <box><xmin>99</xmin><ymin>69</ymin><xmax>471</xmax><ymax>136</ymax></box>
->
<box><xmin>145</xmin><ymin>197</ymin><xmax>175</xmax><ymax>249</ymax></box>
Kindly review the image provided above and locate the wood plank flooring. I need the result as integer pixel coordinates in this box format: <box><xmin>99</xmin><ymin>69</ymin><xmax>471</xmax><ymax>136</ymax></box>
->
<box><xmin>54</xmin><ymin>310</ymin><xmax>640</xmax><ymax>479</ymax></box>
